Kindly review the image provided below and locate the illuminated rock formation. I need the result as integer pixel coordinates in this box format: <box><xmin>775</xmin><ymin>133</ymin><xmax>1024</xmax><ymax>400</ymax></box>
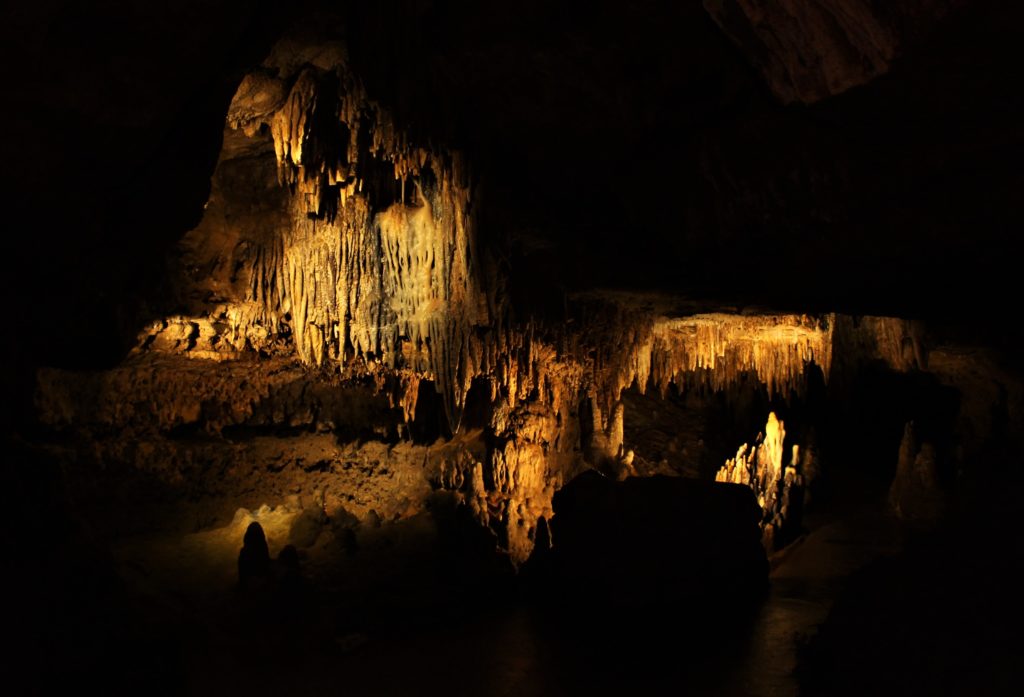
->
<box><xmin>9</xmin><ymin>5</ymin><xmax>1024</xmax><ymax>693</ymax></box>
<box><xmin>169</xmin><ymin>27</ymin><xmax>492</xmax><ymax>431</ymax></box>
<box><xmin>119</xmin><ymin>23</ymin><xmax>861</xmax><ymax>563</ymax></box>
<box><xmin>28</xmin><ymin>17</ymin><xmax>1016</xmax><ymax>573</ymax></box>
<box><xmin>717</xmin><ymin>412</ymin><xmax>811</xmax><ymax>549</ymax></box>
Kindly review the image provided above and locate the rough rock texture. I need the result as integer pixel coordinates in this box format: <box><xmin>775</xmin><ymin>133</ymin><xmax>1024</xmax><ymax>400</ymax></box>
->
<box><xmin>7</xmin><ymin>5</ymin><xmax>1024</xmax><ymax>694</ymax></box>
<box><xmin>100</xmin><ymin>20</ymin><xmax>886</xmax><ymax>563</ymax></box>
<box><xmin>36</xmin><ymin>297</ymin><xmax>958</xmax><ymax>564</ymax></box>
<box><xmin>26</xmin><ymin>12</ymin><xmax>1024</xmax><ymax>574</ymax></box>
<box><xmin>35</xmin><ymin>356</ymin><xmax>393</xmax><ymax>436</ymax></box>
<box><xmin>172</xmin><ymin>28</ymin><xmax>489</xmax><ymax>430</ymax></box>
<box><xmin>35</xmin><ymin>24</ymin><xmax>988</xmax><ymax>553</ymax></box>
<box><xmin>925</xmin><ymin>345</ymin><xmax>1024</xmax><ymax>470</ymax></box>
<box><xmin>703</xmin><ymin>0</ymin><xmax>961</xmax><ymax>103</ymax></box>
<box><xmin>7</xmin><ymin>1</ymin><xmax>1022</xmax><ymax>402</ymax></box>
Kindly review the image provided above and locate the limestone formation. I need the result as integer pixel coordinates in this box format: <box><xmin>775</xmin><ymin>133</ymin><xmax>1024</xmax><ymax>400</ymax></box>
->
<box><xmin>889</xmin><ymin>422</ymin><xmax>944</xmax><ymax>523</ymax></box>
<box><xmin>9</xmin><ymin>4</ymin><xmax>1024</xmax><ymax>692</ymax></box>
<box><xmin>703</xmin><ymin>0</ymin><xmax>960</xmax><ymax>103</ymax></box>
<box><xmin>238</xmin><ymin>521</ymin><xmax>271</xmax><ymax>587</ymax></box>
<box><xmin>716</xmin><ymin>412</ymin><xmax>809</xmax><ymax>549</ymax></box>
<box><xmin>28</xmin><ymin>18</ymin><xmax>1008</xmax><ymax>571</ymax></box>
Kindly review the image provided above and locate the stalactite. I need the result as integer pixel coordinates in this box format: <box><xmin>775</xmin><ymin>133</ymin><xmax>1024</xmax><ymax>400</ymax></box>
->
<box><xmin>201</xmin><ymin>45</ymin><xmax>850</xmax><ymax>439</ymax></box>
<box><xmin>582</xmin><ymin>301</ymin><xmax>834</xmax><ymax>430</ymax></box>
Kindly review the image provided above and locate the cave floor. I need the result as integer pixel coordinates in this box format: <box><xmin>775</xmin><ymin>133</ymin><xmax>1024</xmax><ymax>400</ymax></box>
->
<box><xmin>108</xmin><ymin>470</ymin><xmax>903</xmax><ymax>696</ymax></box>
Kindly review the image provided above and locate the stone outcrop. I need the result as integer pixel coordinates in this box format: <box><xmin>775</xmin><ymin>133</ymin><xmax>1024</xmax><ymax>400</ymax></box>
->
<box><xmin>703</xmin><ymin>0</ymin><xmax>961</xmax><ymax>103</ymax></box>
<box><xmin>716</xmin><ymin>412</ymin><xmax>812</xmax><ymax>549</ymax></box>
<box><xmin>175</xmin><ymin>27</ymin><xmax>489</xmax><ymax>431</ymax></box>
<box><xmin>546</xmin><ymin>470</ymin><xmax>768</xmax><ymax>609</ymax></box>
<box><xmin>37</xmin><ymin>287</ymin><xmax>949</xmax><ymax>563</ymax></box>
<box><xmin>889</xmin><ymin>422</ymin><xmax>944</xmax><ymax>523</ymax></box>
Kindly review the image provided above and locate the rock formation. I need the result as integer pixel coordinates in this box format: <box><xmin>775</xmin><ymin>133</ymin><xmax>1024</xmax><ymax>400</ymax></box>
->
<box><xmin>24</xmin><ymin>8</ymin><xmax>1024</xmax><ymax>575</ymax></box>
<box><xmin>889</xmin><ymin>422</ymin><xmax>945</xmax><ymax>524</ymax></box>
<box><xmin>703</xmin><ymin>0</ymin><xmax>962</xmax><ymax>103</ymax></box>
<box><xmin>547</xmin><ymin>470</ymin><xmax>768</xmax><ymax>609</ymax></box>
<box><xmin>7</xmin><ymin>4</ymin><xmax>1024</xmax><ymax>693</ymax></box>
<box><xmin>716</xmin><ymin>412</ymin><xmax>811</xmax><ymax>549</ymax></box>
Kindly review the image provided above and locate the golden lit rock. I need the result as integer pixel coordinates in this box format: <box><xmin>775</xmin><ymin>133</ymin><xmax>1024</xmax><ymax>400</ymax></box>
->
<box><xmin>717</xmin><ymin>411</ymin><xmax>810</xmax><ymax>549</ymax></box>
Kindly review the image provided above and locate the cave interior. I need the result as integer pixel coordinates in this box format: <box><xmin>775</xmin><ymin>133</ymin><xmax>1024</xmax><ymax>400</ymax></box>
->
<box><xmin>4</xmin><ymin>1</ymin><xmax>1024</xmax><ymax>694</ymax></box>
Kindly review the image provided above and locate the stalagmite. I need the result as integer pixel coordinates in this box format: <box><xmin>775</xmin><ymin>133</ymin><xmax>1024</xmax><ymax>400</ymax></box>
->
<box><xmin>716</xmin><ymin>412</ymin><xmax>809</xmax><ymax>549</ymax></box>
<box><xmin>608</xmin><ymin>401</ymin><xmax>624</xmax><ymax>459</ymax></box>
<box><xmin>889</xmin><ymin>422</ymin><xmax>944</xmax><ymax>523</ymax></box>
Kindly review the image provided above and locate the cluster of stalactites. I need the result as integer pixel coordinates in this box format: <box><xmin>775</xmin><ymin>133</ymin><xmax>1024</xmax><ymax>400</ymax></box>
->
<box><xmin>653</xmin><ymin>313</ymin><xmax>833</xmax><ymax>396</ymax></box>
<box><xmin>220</xmin><ymin>45</ymin><xmax>486</xmax><ymax>428</ymax></box>
<box><xmin>593</xmin><ymin>312</ymin><xmax>834</xmax><ymax>421</ymax></box>
<box><xmin>263</xmin><ymin>61</ymin><xmax>457</xmax><ymax>218</ymax></box>
<box><xmin>571</xmin><ymin>305</ymin><xmax>932</xmax><ymax>439</ymax></box>
<box><xmin>226</xmin><ymin>56</ymin><xmax>914</xmax><ymax>438</ymax></box>
<box><xmin>241</xmin><ymin>159</ymin><xmax>487</xmax><ymax>428</ymax></box>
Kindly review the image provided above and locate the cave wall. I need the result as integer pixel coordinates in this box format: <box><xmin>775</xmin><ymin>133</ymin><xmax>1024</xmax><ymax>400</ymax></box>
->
<box><xmin>7</xmin><ymin>0</ymin><xmax>1024</xmax><ymax>575</ymax></box>
<box><xmin>8</xmin><ymin>7</ymin><xmax>1024</xmax><ymax>693</ymax></box>
<box><xmin>703</xmin><ymin>0</ymin><xmax>963</xmax><ymax>103</ymax></box>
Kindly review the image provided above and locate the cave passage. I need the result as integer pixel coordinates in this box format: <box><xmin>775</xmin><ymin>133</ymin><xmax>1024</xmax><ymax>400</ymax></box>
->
<box><xmin>5</xmin><ymin>1</ymin><xmax>1024</xmax><ymax>695</ymax></box>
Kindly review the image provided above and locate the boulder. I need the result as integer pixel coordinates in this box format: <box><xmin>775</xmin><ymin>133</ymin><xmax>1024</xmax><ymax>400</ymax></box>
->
<box><xmin>547</xmin><ymin>470</ymin><xmax>768</xmax><ymax>611</ymax></box>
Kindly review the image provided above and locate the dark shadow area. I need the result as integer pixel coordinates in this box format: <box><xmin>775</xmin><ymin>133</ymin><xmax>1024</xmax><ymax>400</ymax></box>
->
<box><xmin>820</xmin><ymin>363</ymin><xmax>963</xmax><ymax>493</ymax></box>
<box><xmin>798</xmin><ymin>487</ymin><xmax>1024</xmax><ymax>697</ymax></box>
<box><xmin>2</xmin><ymin>438</ymin><xmax>189</xmax><ymax>694</ymax></box>
<box><xmin>542</xmin><ymin>470</ymin><xmax>768</xmax><ymax>611</ymax></box>
<box><xmin>458</xmin><ymin>376</ymin><xmax>495</xmax><ymax>432</ymax></box>
<box><xmin>408</xmin><ymin>379</ymin><xmax>450</xmax><ymax>444</ymax></box>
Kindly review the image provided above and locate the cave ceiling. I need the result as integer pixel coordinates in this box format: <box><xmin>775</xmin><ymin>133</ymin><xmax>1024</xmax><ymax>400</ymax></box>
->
<box><xmin>3</xmin><ymin>0</ymin><xmax>1021</xmax><ymax>378</ymax></box>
